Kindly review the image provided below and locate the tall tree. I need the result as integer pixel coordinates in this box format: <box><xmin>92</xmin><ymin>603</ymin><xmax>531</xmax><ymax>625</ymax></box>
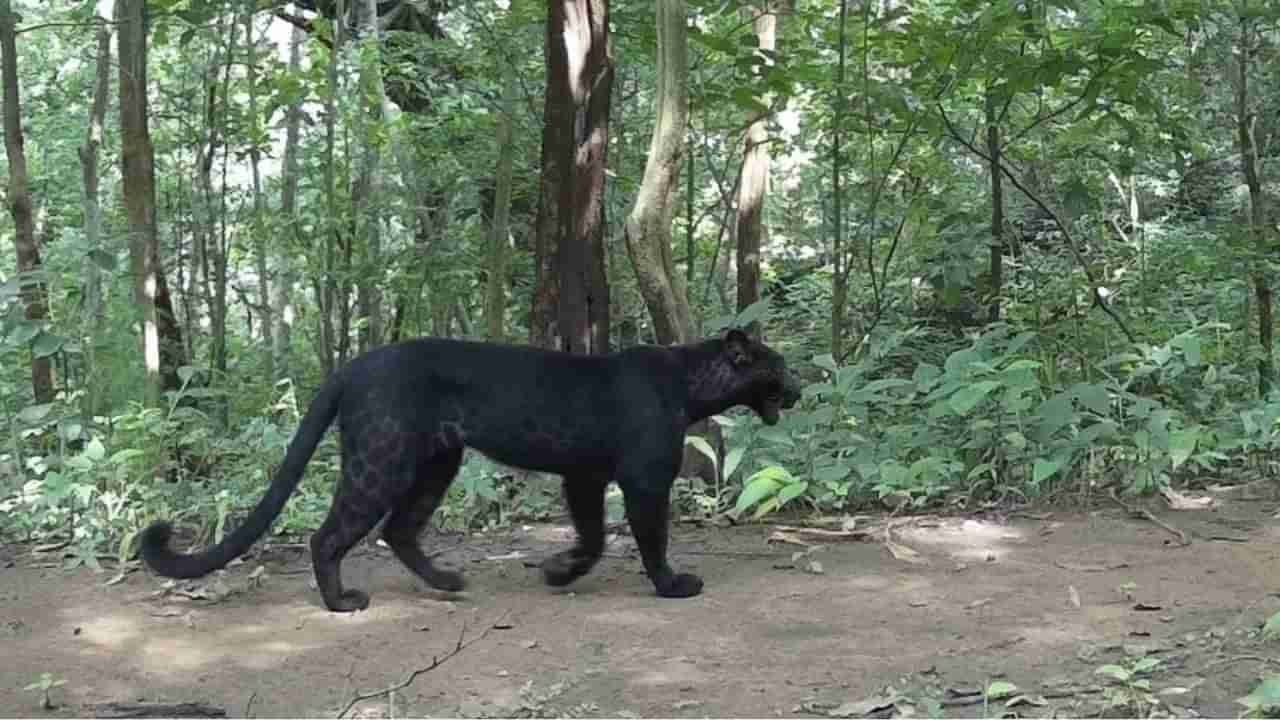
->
<box><xmin>734</xmin><ymin>0</ymin><xmax>781</xmax><ymax>332</ymax></box>
<box><xmin>352</xmin><ymin>0</ymin><xmax>391</xmax><ymax>353</ymax></box>
<box><xmin>79</xmin><ymin>0</ymin><xmax>114</xmax><ymax>415</ymax></box>
<box><xmin>275</xmin><ymin>15</ymin><xmax>305</xmax><ymax>380</ymax></box>
<box><xmin>831</xmin><ymin>0</ymin><xmax>849</xmax><ymax>358</ymax></box>
<box><xmin>623</xmin><ymin>0</ymin><xmax>694</xmax><ymax>345</ymax></box>
<box><xmin>532</xmin><ymin>0</ymin><xmax>613</xmax><ymax>354</ymax></box>
<box><xmin>244</xmin><ymin>2</ymin><xmax>273</xmax><ymax>379</ymax></box>
<box><xmin>485</xmin><ymin>75</ymin><xmax>518</xmax><ymax>342</ymax></box>
<box><xmin>0</xmin><ymin>0</ymin><xmax>54</xmax><ymax>403</ymax></box>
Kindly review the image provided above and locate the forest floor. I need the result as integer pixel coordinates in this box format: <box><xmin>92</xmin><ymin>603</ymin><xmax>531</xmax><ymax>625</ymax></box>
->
<box><xmin>2</xmin><ymin>490</ymin><xmax>1279</xmax><ymax>719</ymax></box>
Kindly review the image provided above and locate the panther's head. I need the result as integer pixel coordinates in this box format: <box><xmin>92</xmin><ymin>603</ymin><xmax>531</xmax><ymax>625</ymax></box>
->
<box><xmin>721</xmin><ymin>328</ymin><xmax>802</xmax><ymax>426</ymax></box>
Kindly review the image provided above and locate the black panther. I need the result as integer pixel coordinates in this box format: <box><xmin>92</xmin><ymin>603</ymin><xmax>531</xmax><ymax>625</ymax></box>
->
<box><xmin>140</xmin><ymin>329</ymin><xmax>801</xmax><ymax>612</ymax></box>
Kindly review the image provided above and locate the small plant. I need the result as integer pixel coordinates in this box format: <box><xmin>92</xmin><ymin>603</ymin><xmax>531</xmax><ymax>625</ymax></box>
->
<box><xmin>1238</xmin><ymin>674</ymin><xmax>1280</xmax><ymax>719</ymax></box>
<box><xmin>23</xmin><ymin>672</ymin><xmax>66</xmax><ymax>710</ymax></box>
<box><xmin>1096</xmin><ymin>656</ymin><xmax>1162</xmax><ymax>716</ymax></box>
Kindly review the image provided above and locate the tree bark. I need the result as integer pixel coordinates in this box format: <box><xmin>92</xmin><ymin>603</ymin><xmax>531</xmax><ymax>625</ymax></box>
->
<box><xmin>274</xmin><ymin>16</ymin><xmax>305</xmax><ymax>380</ymax></box>
<box><xmin>1</xmin><ymin>0</ymin><xmax>54</xmax><ymax>403</ymax></box>
<box><xmin>353</xmin><ymin>0</ymin><xmax>390</xmax><ymax>353</ymax></box>
<box><xmin>244</xmin><ymin>2</ymin><xmax>273</xmax><ymax>379</ymax></box>
<box><xmin>985</xmin><ymin>91</ymin><xmax>1003</xmax><ymax>323</ymax></box>
<box><xmin>734</xmin><ymin>2</ymin><xmax>779</xmax><ymax>333</ymax></box>
<box><xmin>623</xmin><ymin>0</ymin><xmax>694</xmax><ymax>345</ymax></box>
<box><xmin>1234</xmin><ymin>3</ymin><xmax>1272</xmax><ymax>396</ymax></box>
<box><xmin>79</xmin><ymin>3</ymin><xmax>114</xmax><ymax>416</ymax></box>
<box><xmin>534</xmin><ymin>0</ymin><xmax>613</xmax><ymax>354</ymax></box>
<box><xmin>316</xmin><ymin>0</ymin><xmax>346</xmax><ymax>375</ymax></box>
<box><xmin>831</xmin><ymin>0</ymin><xmax>849</xmax><ymax>359</ymax></box>
<box><xmin>485</xmin><ymin>76</ymin><xmax>518</xmax><ymax>342</ymax></box>
<box><xmin>117</xmin><ymin>0</ymin><xmax>166</xmax><ymax>405</ymax></box>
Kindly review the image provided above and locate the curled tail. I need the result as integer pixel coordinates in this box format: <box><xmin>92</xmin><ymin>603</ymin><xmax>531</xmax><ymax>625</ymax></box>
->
<box><xmin>140</xmin><ymin>372</ymin><xmax>345</xmax><ymax>579</ymax></box>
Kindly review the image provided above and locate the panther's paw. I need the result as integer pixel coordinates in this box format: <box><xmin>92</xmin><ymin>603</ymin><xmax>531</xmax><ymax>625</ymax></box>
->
<box><xmin>325</xmin><ymin>588</ymin><xmax>370</xmax><ymax>612</ymax></box>
<box><xmin>425</xmin><ymin>568</ymin><xmax>466</xmax><ymax>593</ymax></box>
<box><xmin>542</xmin><ymin>550</ymin><xmax>587</xmax><ymax>587</ymax></box>
<box><xmin>656</xmin><ymin>572</ymin><xmax>703</xmax><ymax>598</ymax></box>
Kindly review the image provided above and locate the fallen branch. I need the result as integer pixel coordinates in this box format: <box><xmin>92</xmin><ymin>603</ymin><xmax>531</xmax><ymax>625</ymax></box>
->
<box><xmin>333</xmin><ymin>610</ymin><xmax>510</xmax><ymax>719</ymax></box>
<box><xmin>92</xmin><ymin>701</ymin><xmax>226</xmax><ymax>718</ymax></box>
<box><xmin>1108</xmin><ymin>489</ymin><xmax>1190</xmax><ymax>546</ymax></box>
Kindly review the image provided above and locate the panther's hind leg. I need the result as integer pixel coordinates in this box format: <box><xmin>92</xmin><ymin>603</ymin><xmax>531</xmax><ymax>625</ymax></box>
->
<box><xmin>311</xmin><ymin>418</ymin><xmax>415</xmax><ymax>612</ymax></box>
<box><xmin>543</xmin><ymin>473</ymin><xmax>608</xmax><ymax>587</ymax></box>
<box><xmin>382</xmin><ymin>446</ymin><xmax>466</xmax><ymax>592</ymax></box>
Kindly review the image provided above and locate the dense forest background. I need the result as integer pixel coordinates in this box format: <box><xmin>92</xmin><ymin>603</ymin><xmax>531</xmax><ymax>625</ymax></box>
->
<box><xmin>1</xmin><ymin>0</ymin><xmax>1278</xmax><ymax>563</ymax></box>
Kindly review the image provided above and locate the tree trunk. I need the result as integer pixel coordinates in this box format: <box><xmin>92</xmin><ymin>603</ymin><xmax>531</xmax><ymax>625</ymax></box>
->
<box><xmin>1234</xmin><ymin>4</ymin><xmax>1272</xmax><ymax>396</ymax></box>
<box><xmin>1</xmin><ymin>0</ymin><xmax>54</xmax><ymax>403</ymax></box>
<box><xmin>244</xmin><ymin>2</ymin><xmax>273</xmax><ymax>379</ymax></box>
<box><xmin>316</xmin><ymin>0</ymin><xmax>346</xmax><ymax>375</ymax></box>
<box><xmin>831</xmin><ymin>0</ymin><xmax>849</xmax><ymax>359</ymax></box>
<box><xmin>623</xmin><ymin>0</ymin><xmax>694</xmax><ymax>346</ymax></box>
<box><xmin>734</xmin><ymin>2</ymin><xmax>779</xmax><ymax>333</ymax></box>
<box><xmin>353</xmin><ymin>0</ymin><xmax>389</xmax><ymax>353</ymax></box>
<box><xmin>985</xmin><ymin>91</ymin><xmax>1003</xmax><ymax>323</ymax></box>
<box><xmin>274</xmin><ymin>17</ymin><xmax>304</xmax><ymax>380</ymax></box>
<box><xmin>117</xmin><ymin>0</ymin><xmax>165</xmax><ymax>405</ymax></box>
<box><xmin>534</xmin><ymin>0</ymin><xmax>613</xmax><ymax>354</ymax></box>
<box><xmin>485</xmin><ymin>75</ymin><xmax>518</xmax><ymax>342</ymax></box>
<box><xmin>79</xmin><ymin>4</ymin><xmax>113</xmax><ymax>416</ymax></box>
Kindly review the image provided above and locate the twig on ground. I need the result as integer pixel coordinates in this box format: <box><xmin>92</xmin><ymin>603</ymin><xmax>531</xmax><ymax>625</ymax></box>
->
<box><xmin>91</xmin><ymin>701</ymin><xmax>226</xmax><ymax>718</ymax></box>
<box><xmin>333</xmin><ymin>610</ymin><xmax>510</xmax><ymax>719</ymax></box>
<box><xmin>1201</xmin><ymin>654</ymin><xmax>1280</xmax><ymax>673</ymax></box>
<box><xmin>244</xmin><ymin>692</ymin><xmax>256</xmax><ymax>719</ymax></box>
<box><xmin>1108</xmin><ymin>489</ymin><xmax>1190</xmax><ymax>546</ymax></box>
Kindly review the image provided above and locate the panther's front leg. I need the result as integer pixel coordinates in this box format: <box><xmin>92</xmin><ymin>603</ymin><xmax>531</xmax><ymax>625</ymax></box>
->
<box><xmin>620</xmin><ymin>481</ymin><xmax>703</xmax><ymax>598</ymax></box>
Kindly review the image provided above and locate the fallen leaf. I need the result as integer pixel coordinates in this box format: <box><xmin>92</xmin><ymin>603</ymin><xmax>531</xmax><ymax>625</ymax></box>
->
<box><xmin>985</xmin><ymin>680</ymin><xmax>1018</xmax><ymax>700</ymax></box>
<box><xmin>1005</xmin><ymin>694</ymin><xmax>1048</xmax><ymax>708</ymax></box>
<box><xmin>805</xmin><ymin>559</ymin><xmax>825</xmax><ymax>575</ymax></box>
<box><xmin>485</xmin><ymin>551</ymin><xmax>527</xmax><ymax>562</ymax></box>
<box><xmin>885</xmin><ymin>538</ymin><xmax>925</xmax><ymax>564</ymax></box>
<box><xmin>1068</xmin><ymin>585</ymin><xmax>1081</xmax><ymax>609</ymax></box>
<box><xmin>493</xmin><ymin>621</ymin><xmax>515</xmax><ymax>630</ymax></box>
<box><xmin>672</xmin><ymin>700</ymin><xmax>701</xmax><ymax>710</ymax></box>
<box><xmin>967</xmin><ymin>598</ymin><xmax>993</xmax><ymax>610</ymax></box>
<box><xmin>908</xmin><ymin>600</ymin><xmax>929</xmax><ymax>608</ymax></box>
<box><xmin>522</xmin><ymin>640</ymin><xmax>538</xmax><ymax>649</ymax></box>
<box><xmin>768</xmin><ymin>530</ymin><xmax>813</xmax><ymax>547</ymax></box>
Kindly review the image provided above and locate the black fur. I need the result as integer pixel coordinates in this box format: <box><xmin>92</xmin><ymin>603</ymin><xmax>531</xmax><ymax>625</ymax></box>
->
<box><xmin>140</xmin><ymin>329</ymin><xmax>801</xmax><ymax>612</ymax></box>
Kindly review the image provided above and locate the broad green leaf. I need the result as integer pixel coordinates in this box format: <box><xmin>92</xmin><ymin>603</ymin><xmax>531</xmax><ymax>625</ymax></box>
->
<box><xmin>31</xmin><ymin>332</ymin><xmax>65</xmax><ymax>359</ymax></box>
<box><xmin>88</xmin><ymin>249</ymin><xmax>117</xmax><ymax>272</ymax></box>
<box><xmin>1073</xmin><ymin>383</ymin><xmax>1111</xmax><ymax>416</ymax></box>
<box><xmin>813</xmin><ymin>354</ymin><xmax>838</xmax><ymax>373</ymax></box>
<box><xmin>1263</xmin><ymin>610</ymin><xmax>1280</xmax><ymax>641</ymax></box>
<box><xmin>813</xmin><ymin>465</ymin><xmax>851</xmax><ymax>483</ymax></box>
<box><xmin>17</xmin><ymin>403</ymin><xmax>54</xmax><ymax>425</ymax></box>
<box><xmin>1169</xmin><ymin>428</ymin><xmax>1199</xmax><ymax>470</ymax></box>
<box><xmin>684</xmin><ymin>436</ymin><xmax>718</xmax><ymax>473</ymax></box>
<box><xmin>177</xmin><ymin>365</ymin><xmax>199</xmax><ymax>385</ymax></box>
<box><xmin>1033</xmin><ymin>459</ymin><xmax>1061</xmax><ymax>485</ymax></box>
<box><xmin>949</xmin><ymin>380</ymin><xmax>1001</xmax><ymax>415</ymax></box>
<box><xmin>985</xmin><ymin>680</ymin><xmax>1018</xmax><ymax>700</ymax></box>
<box><xmin>1237</xmin><ymin>675</ymin><xmax>1280</xmax><ymax>715</ymax></box>
<box><xmin>723</xmin><ymin>446</ymin><xmax>745</xmax><ymax>481</ymax></box>
<box><xmin>776</xmin><ymin>481</ymin><xmax>809</xmax><ymax>506</ymax></box>
<box><xmin>735</xmin><ymin>476</ymin><xmax>782</xmax><ymax>514</ymax></box>
<box><xmin>85</xmin><ymin>438</ymin><xmax>106</xmax><ymax>462</ymax></box>
<box><xmin>1095</xmin><ymin>664</ymin><xmax>1131</xmax><ymax>682</ymax></box>
<box><xmin>1132</xmin><ymin>657</ymin><xmax>1162</xmax><ymax>674</ymax></box>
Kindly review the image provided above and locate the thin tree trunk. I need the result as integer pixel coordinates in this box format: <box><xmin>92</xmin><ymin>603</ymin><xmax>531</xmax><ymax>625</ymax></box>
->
<box><xmin>831</xmin><ymin>0</ymin><xmax>849</xmax><ymax>359</ymax></box>
<box><xmin>117</xmin><ymin>0</ymin><xmax>165</xmax><ymax>405</ymax></box>
<box><xmin>353</xmin><ymin>0</ymin><xmax>389</xmax><ymax>353</ymax></box>
<box><xmin>274</xmin><ymin>15</ymin><xmax>304</xmax><ymax>380</ymax></box>
<box><xmin>1</xmin><ymin>0</ymin><xmax>54</xmax><ymax>403</ymax></box>
<box><xmin>79</xmin><ymin>4</ymin><xmax>114</xmax><ymax>416</ymax></box>
<box><xmin>244</xmin><ymin>2</ymin><xmax>273</xmax><ymax>379</ymax></box>
<box><xmin>1235</xmin><ymin>3</ymin><xmax>1272</xmax><ymax>396</ymax></box>
<box><xmin>485</xmin><ymin>75</ymin><xmax>518</xmax><ymax>342</ymax></box>
<box><xmin>316</xmin><ymin>0</ymin><xmax>346</xmax><ymax>375</ymax></box>
<box><xmin>734</xmin><ymin>2</ymin><xmax>779</xmax><ymax>333</ymax></box>
<box><xmin>985</xmin><ymin>91</ymin><xmax>1003</xmax><ymax>323</ymax></box>
<box><xmin>623</xmin><ymin>0</ymin><xmax>693</xmax><ymax>346</ymax></box>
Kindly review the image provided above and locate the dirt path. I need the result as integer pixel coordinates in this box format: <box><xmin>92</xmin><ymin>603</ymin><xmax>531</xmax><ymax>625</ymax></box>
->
<box><xmin>2</xmin><ymin>500</ymin><xmax>1277</xmax><ymax>718</ymax></box>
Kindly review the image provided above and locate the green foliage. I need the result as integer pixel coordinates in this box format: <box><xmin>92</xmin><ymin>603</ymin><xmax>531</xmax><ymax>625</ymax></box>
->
<box><xmin>23</xmin><ymin>672</ymin><xmax>67</xmax><ymax>711</ymax></box>
<box><xmin>1239</xmin><ymin>675</ymin><xmax>1280</xmax><ymax>719</ymax></box>
<box><xmin>1096</xmin><ymin>656</ymin><xmax>1163</xmax><ymax>715</ymax></box>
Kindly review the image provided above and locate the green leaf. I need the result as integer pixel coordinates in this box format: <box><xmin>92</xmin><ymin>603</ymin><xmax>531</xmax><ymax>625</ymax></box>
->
<box><xmin>730</xmin><ymin>86</ymin><xmax>768</xmax><ymax>115</ymax></box>
<box><xmin>684</xmin><ymin>435</ymin><xmax>718</xmax><ymax>474</ymax></box>
<box><xmin>776</xmin><ymin>481</ymin><xmax>809</xmax><ymax>506</ymax></box>
<box><xmin>723</xmin><ymin>446</ymin><xmax>745</xmax><ymax>481</ymax></box>
<box><xmin>813</xmin><ymin>354</ymin><xmax>838</xmax><ymax>373</ymax></box>
<box><xmin>986</xmin><ymin>680</ymin><xmax>1018</xmax><ymax>700</ymax></box>
<box><xmin>1169</xmin><ymin>428</ymin><xmax>1199</xmax><ymax>470</ymax></box>
<box><xmin>735</xmin><ymin>298</ymin><xmax>770</xmax><ymax>327</ymax></box>
<box><xmin>31</xmin><ymin>332</ymin><xmax>64</xmax><ymax>359</ymax></box>
<box><xmin>1073</xmin><ymin>383</ymin><xmax>1111</xmax><ymax>416</ymax></box>
<box><xmin>17</xmin><ymin>403</ymin><xmax>54</xmax><ymax>425</ymax></box>
<box><xmin>1131</xmin><ymin>657</ymin><xmax>1162</xmax><ymax>674</ymax></box>
<box><xmin>177</xmin><ymin>365</ymin><xmax>199</xmax><ymax>385</ymax></box>
<box><xmin>85</xmin><ymin>438</ymin><xmax>106</xmax><ymax>462</ymax></box>
<box><xmin>1095</xmin><ymin>664</ymin><xmax>1131</xmax><ymax>682</ymax></box>
<box><xmin>949</xmin><ymin>381</ymin><xmax>1001</xmax><ymax>415</ymax></box>
<box><xmin>735</xmin><ymin>476</ymin><xmax>782</xmax><ymax>514</ymax></box>
<box><xmin>1237</xmin><ymin>674</ymin><xmax>1280</xmax><ymax>715</ymax></box>
<box><xmin>1033</xmin><ymin>459</ymin><xmax>1062</xmax><ymax>485</ymax></box>
<box><xmin>1263</xmin><ymin>610</ymin><xmax>1280</xmax><ymax>641</ymax></box>
<box><xmin>88</xmin><ymin>249</ymin><xmax>117</xmax><ymax>272</ymax></box>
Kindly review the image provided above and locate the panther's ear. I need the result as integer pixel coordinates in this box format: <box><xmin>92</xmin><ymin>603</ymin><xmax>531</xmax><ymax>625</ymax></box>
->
<box><xmin>724</xmin><ymin>328</ymin><xmax>752</xmax><ymax>366</ymax></box>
